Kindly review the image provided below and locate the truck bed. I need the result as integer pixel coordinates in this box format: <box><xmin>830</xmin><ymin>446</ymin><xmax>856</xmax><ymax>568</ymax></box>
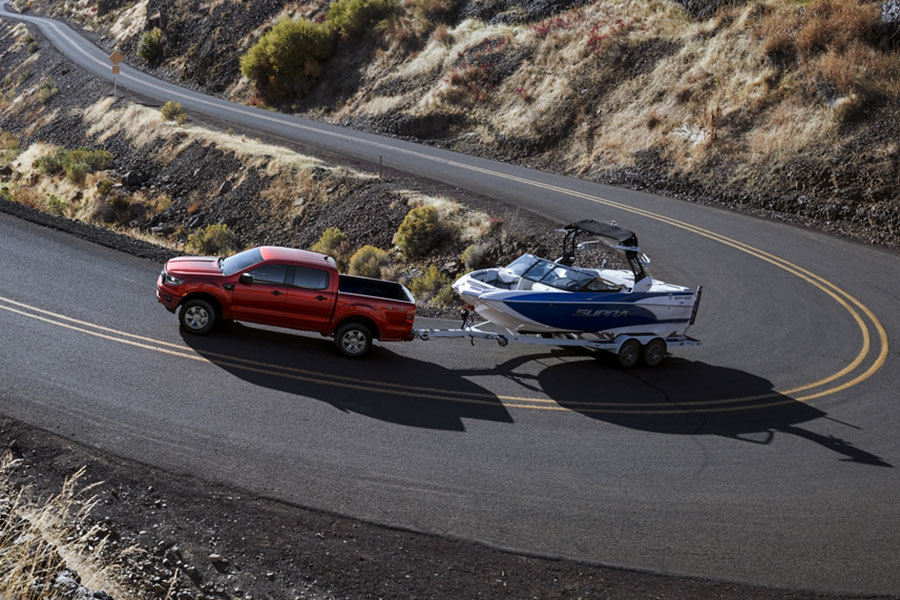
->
<box><xmin>338</xmin><ymin>275</ymin><xmax>414</xmax><ymax>303</ymax></box>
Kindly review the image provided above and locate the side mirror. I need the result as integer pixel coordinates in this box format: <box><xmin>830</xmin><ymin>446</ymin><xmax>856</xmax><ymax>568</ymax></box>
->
<box><xmin>239</xmin><ymin>273</ymin><xmax>253</xmax><ymax>285</ymax></box>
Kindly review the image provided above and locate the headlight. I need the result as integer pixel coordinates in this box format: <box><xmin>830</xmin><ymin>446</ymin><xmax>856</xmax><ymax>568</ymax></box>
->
<box><xmin>163</xmin><ymin>272</ymin><xmax>184</xmax><ymax>286</ymax></box>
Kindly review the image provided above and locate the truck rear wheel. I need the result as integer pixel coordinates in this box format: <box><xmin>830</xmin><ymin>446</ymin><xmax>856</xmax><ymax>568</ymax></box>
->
<box><xmin>334</xmin><ymin>322</ymin><xmax>373</xmax><ymax>358</ymax></box>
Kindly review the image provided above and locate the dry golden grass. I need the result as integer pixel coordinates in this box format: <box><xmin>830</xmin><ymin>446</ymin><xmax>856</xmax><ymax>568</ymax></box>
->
<box><xmin>0</xmin><ymin>455</ymin><xmax>130</xmax><ymax>599</ymax></box>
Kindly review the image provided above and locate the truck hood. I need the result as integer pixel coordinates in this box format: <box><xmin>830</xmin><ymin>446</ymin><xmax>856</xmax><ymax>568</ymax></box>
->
<box><xmin>165</xmin><ymin>256</ymin><xmax>222</xmax><ymax>276</ymax></box>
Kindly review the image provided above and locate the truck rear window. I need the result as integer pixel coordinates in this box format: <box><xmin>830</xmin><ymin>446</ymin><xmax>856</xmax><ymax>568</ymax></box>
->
<box><xmin>339</xmin><ymin>276</ymin><xmax>410</xmax><ymax>302</ymax></box>
<box><xmin>291</xmin><ymin>266</ymin><xmax>330</xmax><ymax>290</ymax></box>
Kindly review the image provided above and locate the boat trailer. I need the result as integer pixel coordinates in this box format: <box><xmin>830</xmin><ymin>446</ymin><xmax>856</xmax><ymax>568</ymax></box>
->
<box><xmin>415</xmin><ymin>287</ymin><xmax>703</xmax><ymax>369</ymax></box>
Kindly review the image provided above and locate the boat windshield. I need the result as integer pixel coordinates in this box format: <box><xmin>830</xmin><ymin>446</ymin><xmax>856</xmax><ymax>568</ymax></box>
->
<box><xmin>505</xmin><ymin>254</ymin><xmax>619</xmax><ymax>292</ymax></box>
<box><xmin>505</xmin><ymin>254</ymin><xmax>540</xmax><ymax>275</ymax></box>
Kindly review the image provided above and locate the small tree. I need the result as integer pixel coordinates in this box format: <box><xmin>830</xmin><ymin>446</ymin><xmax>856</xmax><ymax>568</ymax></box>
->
<box><xmin>348</xmin><ymin>245</ymin><xmax>390</xmax><ymax>278</ymax></box>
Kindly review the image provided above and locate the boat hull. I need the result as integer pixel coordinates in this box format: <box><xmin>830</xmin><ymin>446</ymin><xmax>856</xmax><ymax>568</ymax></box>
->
<box><xmin>459</xmin><ymin>289</ymin><xmax>696</xmax><ymax>336</ymax></box>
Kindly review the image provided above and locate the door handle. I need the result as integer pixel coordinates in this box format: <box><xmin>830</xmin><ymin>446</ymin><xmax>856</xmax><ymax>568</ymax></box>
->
<box><xmin>315</xmin><ymin>295</ymin><xmax>327</xmax><ymax>301</ymax></box>
<box><xmin>271</xmin><ymin>290</ymin><xmax>282</xmax><ymax>296</ymax></box>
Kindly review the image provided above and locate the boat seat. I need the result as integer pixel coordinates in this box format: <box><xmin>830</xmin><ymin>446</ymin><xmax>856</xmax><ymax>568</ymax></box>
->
<box><xmin>515</xmin><ymin>278</ymin><xmax>535</xmax><ymax>290</ymax></box>
<box><xmin>496</xmin><ymin>270</ymin><xmax>518</xmax><ymax>284</ymax></box>
<box><xmin>530</xmin><ymin>282</ymin><xmax>562</xmax><ymax>292</ymax></box>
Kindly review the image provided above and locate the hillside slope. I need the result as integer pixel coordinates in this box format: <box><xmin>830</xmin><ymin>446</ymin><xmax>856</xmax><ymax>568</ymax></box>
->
<box><xmin>12</xmin><ymin>0</ymin><xmax>900</xmax><ymax>249</ymax></box>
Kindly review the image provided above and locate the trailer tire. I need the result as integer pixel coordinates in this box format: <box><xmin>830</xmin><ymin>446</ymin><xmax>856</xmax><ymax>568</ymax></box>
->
<box><xmin>642</xmin><ymin>338</ymin><xmax>667</xmax><ymax>368</ymax></box>
<box><xmin>616</xmin><ymin>339</ymin><xmax>641</xmax><ymax>369</ymax></box>
<box><xmin>334</xmin><ymin>322</ymin><xmax>373</xmax><ymax>358</ymax></box>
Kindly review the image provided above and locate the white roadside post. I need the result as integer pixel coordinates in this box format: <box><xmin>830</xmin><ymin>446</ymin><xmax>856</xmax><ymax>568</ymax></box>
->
<box><xmin>109</xmin><ymin>51</ymin><xmax>123</xmax><ymax>98</ymax></box>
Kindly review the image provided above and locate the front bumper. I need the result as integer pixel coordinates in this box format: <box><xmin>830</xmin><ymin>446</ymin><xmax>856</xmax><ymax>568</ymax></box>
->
<box><xmin>156</xmin><ymin>276</ymin><xmax>181</xmax><ymax>313</ymax></box>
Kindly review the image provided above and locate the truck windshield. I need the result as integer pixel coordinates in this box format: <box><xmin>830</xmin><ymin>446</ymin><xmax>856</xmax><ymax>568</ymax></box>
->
<box><xmin>220</xmin><ymin>248</ymin><xmax>262</xmax><ymax>276</ymax></box>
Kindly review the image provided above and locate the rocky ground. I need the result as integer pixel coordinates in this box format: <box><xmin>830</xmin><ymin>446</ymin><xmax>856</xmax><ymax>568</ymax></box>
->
<box><xmin>19</xmin><ymin>0</ymin><xmax>897</xmax><ymax>251</ymax></box>
<box><xmin>1</xmin><ymin>406</ymin><xmax>872</xmax><ymax>599</ymax></box>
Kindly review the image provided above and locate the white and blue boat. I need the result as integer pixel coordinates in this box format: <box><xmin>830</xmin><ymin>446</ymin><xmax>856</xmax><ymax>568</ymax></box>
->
<box><xmin>452</xmin><ymin>220</ymin><xmax>700</xmax><ymax>338</ymax></box>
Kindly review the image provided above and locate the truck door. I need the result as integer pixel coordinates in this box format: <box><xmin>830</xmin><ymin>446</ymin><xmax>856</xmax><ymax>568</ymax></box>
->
<box><xmin>283</xmin><ymin>266</ymin><xmax>335</xmax><ymax>332</ymax></box>
<box><xmin>230</xmin><ymin>263</ymin><xmax>289</xmax><ymax>325</ymax></box>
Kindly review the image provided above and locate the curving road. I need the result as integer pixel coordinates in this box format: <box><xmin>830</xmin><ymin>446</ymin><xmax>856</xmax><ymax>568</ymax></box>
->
<box><xmin>2</xmin><ymin>2</ymin><xmax>900</xmax><ymax>595</ymax></box>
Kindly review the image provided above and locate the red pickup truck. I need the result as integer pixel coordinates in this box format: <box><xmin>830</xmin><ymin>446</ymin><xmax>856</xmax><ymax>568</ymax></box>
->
<box><xmin>156</xmin><ymin>246</ymin><xmax>416</xmax><ymax>357</ymax></box>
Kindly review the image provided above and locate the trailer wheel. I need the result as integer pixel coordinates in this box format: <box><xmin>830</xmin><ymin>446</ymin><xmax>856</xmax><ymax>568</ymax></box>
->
<box><xmin>642</xmin><ymin>338</ymin><xmax>667</xmax><ymax>368</ymax></box>
<box><xmin>616</xmin><ymin>339</ymin><xmax>641</xmax><ymax>369</ymax></box>
<box><xmin>334</xmin><ymin>322</ymin><xmax>373</xmax><ymax>358</ymax></box>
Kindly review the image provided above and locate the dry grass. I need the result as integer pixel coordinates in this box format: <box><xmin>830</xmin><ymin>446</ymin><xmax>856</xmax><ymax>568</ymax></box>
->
<box><xmin>0</xmin><ymin>454</ymin><xmax>130</xmax><ymax>599</ymax></box>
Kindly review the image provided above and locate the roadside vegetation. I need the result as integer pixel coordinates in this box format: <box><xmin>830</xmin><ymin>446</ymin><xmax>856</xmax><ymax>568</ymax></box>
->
<box><xmin>136</xmin><ymin>27</ymin><xmax>163</xmax><ymax>62</ymax></box>
<box><xmin>10</xmin><ymin>0</ymin><xmax>899</xmax><ymax>247</ymax></box>
<box><xmin>0</xmin><ymin>455</ymin><xmax>127</xmax><ymax>599</ymax></box>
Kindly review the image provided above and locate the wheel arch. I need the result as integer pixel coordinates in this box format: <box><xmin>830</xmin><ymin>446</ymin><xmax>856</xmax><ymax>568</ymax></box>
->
<box><xmin>333</xmin><ymin>315</ymin><xmax>380</xmax><ymax>340</ymax></box>
<box><xmin>179</xmin><ymin>292</ymin><xmax>223</xmax><ymax>317</ymax></box>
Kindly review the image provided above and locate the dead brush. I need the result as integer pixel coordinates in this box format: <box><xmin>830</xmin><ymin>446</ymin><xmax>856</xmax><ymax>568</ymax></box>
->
<box><xmin>758</xmin><ymin>0</ymin><xmax>880</xmax><ymax>62</ymax></box>
<box><xmin>0</xmin><ymin>454</ymin><xmax>125</xmax><ymax>599</ymax></box>
<box><xmin>811</xmin><ymin>41</ymin><xmax>900</xmax><ymax>99</ymax></box>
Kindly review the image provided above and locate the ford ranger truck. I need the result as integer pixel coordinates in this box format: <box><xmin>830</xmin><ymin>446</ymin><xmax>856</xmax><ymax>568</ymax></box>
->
<box><xmin>156</xmin><ymin>246</ymin><xmax>416</xmax><ymax>357</ymax></box>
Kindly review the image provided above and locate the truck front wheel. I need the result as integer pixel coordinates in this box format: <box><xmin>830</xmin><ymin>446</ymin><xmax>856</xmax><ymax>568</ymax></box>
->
<box><xmin>334</xmin><ymin>322</ymin><xmax>373</xmax><ymax>358</ymax></box>
<box><xmin>179</xmin><ymin>299</ymin><xmax>216</xmax><ymax>335</ymax></box>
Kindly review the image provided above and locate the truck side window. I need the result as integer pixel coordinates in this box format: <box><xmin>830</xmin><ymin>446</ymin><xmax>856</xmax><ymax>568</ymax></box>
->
<box><xmin>291</xmin><ymin>267</ymin><xmax>330</xmax><ymax>290</ymax></box>
<box><xmin>248</xmin><ymin>264</ymin><xmax>288</xmax><ymax>285</ymax></box>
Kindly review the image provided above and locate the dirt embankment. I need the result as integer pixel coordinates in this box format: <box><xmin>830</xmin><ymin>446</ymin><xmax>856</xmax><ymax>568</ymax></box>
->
<box><xmin>0</xmin><ymin>15</ymin><xmax>575</xmax><ymax>317</ymax></box>
<box><xmin>13</xmin><ymin>0</ymin><xmax>900</xmax><ymax>250</ymax></box>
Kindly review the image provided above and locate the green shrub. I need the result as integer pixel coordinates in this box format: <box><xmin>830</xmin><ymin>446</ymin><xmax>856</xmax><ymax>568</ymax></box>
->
<box><xmin>240</xmin><ymin>18</ymin><xmax>335</xmax><ymax>104</ymax></box>
<box><xmin>311</xmin><ymin>226</ymin><xmax>350</xmax><ymax>267</ymax></box>
<box><xmin>37</xmin><ymin>78</ymin><xmax>57</xmax><ymax>103</ymax></box>
<box><xmin>327</xmin><ymin>0</ymin><xmax>397</xmax><ymax>38</ymax></box>
<box><xmin>96</xmin><ymin>179</ymin><xmax>115</xmax><ymax>196</ymax></box>
<box><xmin>27</xmin><ymin>41</ymin><xmax>39</xmax><ymax>53</ymax></box>
<box><xmin>161</xmin><ymin>100</ymin><xmax>183</xmax><ymax>121</ymax></box>
<box><xmin>186</xmin><ymin>224</ymin><xmax>238</xmax><ymax>256</ymax></box>
<box><xmin>394</xmin><ymin>205</ymin><xmax>442</xmax><ymax>258</ymax></box>
<box><xmin>137</xmin><ymin>28</ymin><xmax>163</xmax><ymax>62</ymax></box>
<box><xmin>348</xmin><ymin>245</ymin><xmax>390</xmax><ymax>278</ymax></box>
<box><xmin>65</xmin><ymin>162</ymin><xmax>89</xmax><ymax>185</ymax></box>
<box><xmin>312</xmin><ymin>226</ymin><xmax>347</xmax><ymax>254</ymax></box>
<box><xmin>409</xmin><ymin>265</ymin><xmax>455</xmax><ymax>307</ymax></box>
<box><xmin>45</xmin><ymin>194</ymin><xmax>65</xmax><ymax>216</ymax></box>
<box><xmin>35</xmin><ymin>147</ymin><xmax>113</xmax><ymax>182</ymax></box>
<box><xmin>432</xmin><ymin>283</ymin><xmax>456</xmax><ymax>307</ymax></box>
<box><xmin>461</xmin><ymin>243</ymin><xmax>489</xmax><ymax>270</ymax></box>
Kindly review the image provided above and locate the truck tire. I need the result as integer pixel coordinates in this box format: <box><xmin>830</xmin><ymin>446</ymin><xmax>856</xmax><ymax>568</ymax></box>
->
<box><xmin>334</xmin><ymin>322</ymin><xmax>373</xmax><ymax>358</ymax></box>
<box><xmin>180</xmin><ymin>299</ymin><xmax>216</xmax><ymax>335</ymax></box>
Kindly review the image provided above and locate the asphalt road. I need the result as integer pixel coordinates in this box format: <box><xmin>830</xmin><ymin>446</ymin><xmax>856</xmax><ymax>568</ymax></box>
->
<box><xmin>2</xmin><ymin>2</ymin><xmax>899</xmax><ymax>595</ymax></box>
